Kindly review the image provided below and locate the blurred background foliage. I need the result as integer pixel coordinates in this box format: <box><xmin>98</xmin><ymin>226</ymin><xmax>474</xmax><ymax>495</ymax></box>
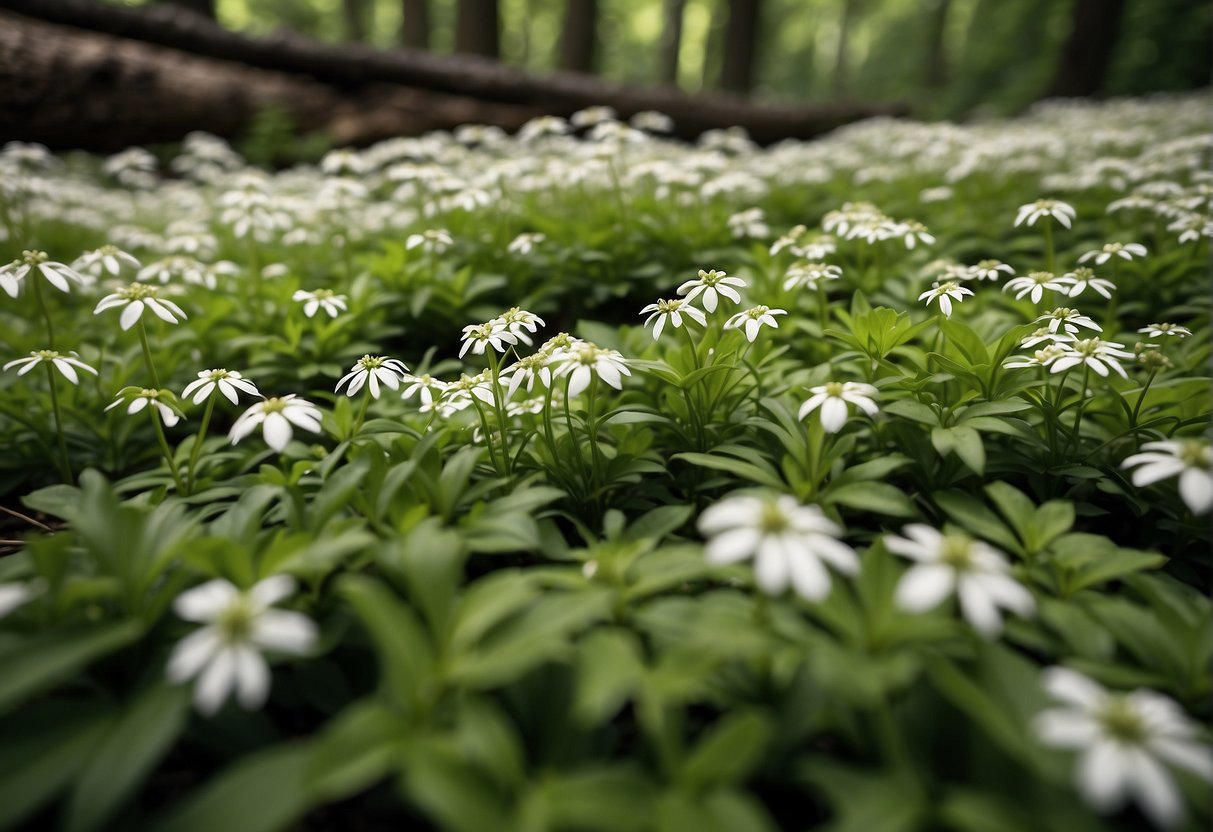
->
<box><xmin>106</xmin><ymin>0</ymin><xmax>1210</xmax><ymax>119</ymax></box>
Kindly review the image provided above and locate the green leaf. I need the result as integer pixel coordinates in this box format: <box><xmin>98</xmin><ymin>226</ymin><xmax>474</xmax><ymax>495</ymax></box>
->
<box><xmin>66</xmin><ymin>682</ymin><xmax>191</xmax><ymax>832</ymax></box>
<box><xmin>541</xmin><ymin>766</ymin><xmax>658</xmax><ymax>832</ymax></box>
<box><xmin>884</xmin><ymin>399</ymin><xmax>939</xmax><ymax>426</ymax></box>
<box><xmin>401</xmin><ymin>738</ymin><xmax>510</xmax><ymax>832</ymax></box>
<box><xmin>931</xmin><ymin>425</ymin><xmax>985</xmax><ymax>475</ymax></box>
<box><xmin>0</xmin><ymin>620</ymin><xmax>142</xmax><ymax>713</ymax></box>
<box><xmin>825</xmin><ymin>482</ymin><xmax>917</xmax><ymax>517</ymax></box>
<box><xmin>339</xmin><ymin>576</ymin><xmax>434</xmax><ymax>710</ymax></box>
<box><xmin>305</xmin><ymin>699</ymin><xmax>405</xmax><ymax>802</ymax></box>
<box><xmin>680</xmin><ymin>710</ymin><xmax>773</xmax><ymax>790</ymax></box>
<box><xmin>933</xmin><ymin>491</ymin><xmax>1023</xmax><ymax>556</ymax></box>
<box><xmin>574</xmin><ymin>629</ymin><xmax>645</xmax><ymax>725</ymax></box>
<box><xmin>672</xmin><ymin>452</ymin><xmax>785</xmax><ymax>489</ymax></box>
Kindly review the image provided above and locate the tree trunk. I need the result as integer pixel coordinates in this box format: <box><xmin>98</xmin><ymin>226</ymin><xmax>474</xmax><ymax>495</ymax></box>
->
<box><xmin>702</xmin><ymin>0</ymin><xmax>727</xmax><ymax>89</ymax></box>
<box><xmin>658</xmin><ymin>0</ymin><xmax>685</xmax><ymax>85</ymax></box>
<box><xmin>455</xmin><ymin>0</ymin><xmax>499</xmax><ymax>58</ymax></box>
<box><xmin>719</xmin><ymin>0</ymin><xmax>760</xmax><ymax>93</ymax></box>
<box><xmin>1045</xmin><ymin>0</ymin><xmax>1126</xmax><ymax>98</ymax></box>
<box><xmin>558</xmin><ymin>0</ymin><xmax>597</xmax><ymax>74</ymax></box>
<box><xmin>400</xmin><ymin>0</ymin><xmax>429</xmax><ymax>49</ymax></box>
<box><xmin>923</xmin><ymin>0</ymin><xmax>950</xmax><ymax>88</ymax></box>
<box><xmin>341</xmin><ymin>0</ymin><xmax>367</xmax><ymax>43</ymax></box>
<box><xmin>0</xmin><ymin>1</ymin><xmax>908</xmax><ymax>146</ymax></box>
<box><xmin>832</xmin><ymin>0</ymin><xmax>863</xmax><ymax>97</ymax></box>
<box><xmin>160</xmin><ymin>0</ymin><xmax>214</xmax><ymax>19</ymax></box>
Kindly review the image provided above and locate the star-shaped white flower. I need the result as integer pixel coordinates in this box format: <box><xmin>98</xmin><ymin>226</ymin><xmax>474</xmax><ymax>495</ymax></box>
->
<box><xmin>639</xmin><ymin>297</ymin><xmax>706</xmax><ymax>340</ymax></box>
<box><xmin>229</xmin><ymin>395</ymin><xmax>323</xmax><ymax>452</ymax></box>
<box><xmin>1122</xmin><ymin>440</ymin><xmax>1212</xmax><ymax>514</ymax></box>
<box><xmin>798</xmin><ymin>381</ymin><xmax>879</xmax><ymax>433</ymax></box>
<box><xmin>181</xmin><ymin>369</ymin><xmax>260</xmax><ymax>405</ymax></box>
<box><xmin>676</xmin><ymin>269</ymin><xmax>747</xmax><ymax>313</ymax></box>
<box><xmin>3</xmin><ymin>349</ymin><xmax>97</xmax><ymax>385</ymax></box>
<box><xmin>94</xmin><ymin>283</ymin><xmax>187</xmax><ymax>330</ymax></box>
<box><xmin>335</xmin><ymin>355</ymin><xmax>410</xmax><ymax>399</ymax></box>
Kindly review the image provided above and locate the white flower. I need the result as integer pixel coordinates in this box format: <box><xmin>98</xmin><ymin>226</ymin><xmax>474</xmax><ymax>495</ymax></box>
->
<box><xmin>166</xmin><ymin>576</ymin><xmax>317</xmax><ymax>716</ymax></box>
<box><xmin>105</xmin><ymin>388</ymin><xmax>184</xmax><ymax>427</ymax></box>
<box><xmin>401</xmin><ymin>373</ymin><xmax>449</xmax><ymax>407</ymax></box>
<box><xmin>1138</xmin><ymin>323</ymin><xmax>1192</xmax><ymax>338</ymax></box>
<box><xmin>1058</xmin><ymin>266</ymin><xmax>1116</xmax><ymax>300</ymax></box>
<box><xmin>460</xmin><ymin>319</ymin><xmax>519</xmax><ymax>359</ymax></box>
<box><xmin>0</xmin><ymin>582</ymin><xmax>38</xmax><ymax>619</ymax></box>
<box><xmin>502</xmin><ymin>353</ymin><xmax>553</xmax><ymax>399</ymax></box>
<box><xmin>1122</xmin><ymin>440</ymin><xmax>1212</xmax><ymax>514</ymax></box>
<box><xmin>1014</xmin><ymin>199</ymin><xmax>1076</xmax><ymax>229</ymax></box>
<box><xmin>885</xmin><ymin>525</ymin><xmax>1034</xmax><ymax>638</ymax></box>
<box><xmin>782</xmin><ymin>261</ymin><xmax>841</xmax><ymax>291</ymax></box>
<box><xmin>1003</xmin><ymin>346</ymin><xmax>1068</xmax><ymax>370</ymax></box>
<box><xmin>3</xmin><ymin>349</ymin><xmax>97</xmax><ymax>384</ymax></box>
<box><xmin>1035</xmin><ymin>307</ymin><xmax>1101</xmax><ymax>335</ymax></box>
<box><xmin>769</xmin><ymin>225</ymin><xmax>809</xmax><ymax>256</ymax></box>
<box><xmin>1078</xmin><ymin>242</ymin><xmax>1147</xmax><ymax>265</ymax></box>
<box><xmin>292</xmin><ymin>289</ymin><xmax>347</xmax><ymax>319</ymax></box>
<box><xmin>495</xmin><ymin>308</ymin><xmax>546</xmax><ymax>346</ymax></box>
<box><xmin>229</xmin><ymin>395</ymin><xmax>323</xmax><ymax>452</ymax></box>
<box><xmin>968</xmin><ymin>259</ymin><xmax>1014</xmax><ymax>282</ymax></box>
<box><xmin>554</xmin><ymin>343</ymin><xmax>630</xmax><ymax>398</ymax></box>
<box><xmin>1050</xmin><ymin>339</ymin><xmax>1134</xmax><ymax>379</ymax></box>
<box><xmin>891</xmin><ymin>220</ymin><xmax>935</xmax><ymax>249</ymax></box>
<box><xmin>724</xmin><ymin>306</ymin><xmax>787</xmax><ymax>342</ymax></box>
<box><xmin>1034</xmin><ymin>667</ymin><xmax>1213</xmax><ymax>829</ymax></box>
<box><xmin>94</xmin><ymin>283</ymin><xmax>187</xmax><ymax>330</ymax></box>
<box><xmin>507</xmin><ymin>232</ymin><xmax>545</xmax><ymax>255</ymax></box>
<box><xmin>405</xmin><ymin>228</ymin><xmax>453</xmax><ymax>254</ymax></box>
<box><xmin>571</xmin><ymin>105</ymin><xmax>617</xmax><ymax>128</ymax></box>
<box><xmin>1020</xmin><ymin>327</ymin><xmax>1077</xmax><ymax>349</ymax></box>
<box><xmin>676</xmin><ymin>269</ymin><xmax>747</xmax><ymax>313</ymax></box>
<box><xmin>182</xmin><ymin>369</ymin><xmax>259</xmax><ymax>405</ymax></box>
<box><xmin>1003</xmin><ymin>271</ymin><xmax>1070</xmax><ymax>304</ymax></box>
<box><xmin>640</xmin><ymin>297</ymin><xmax>706</xmax><ymax>340</ymax></box>
<box><xmin>798</xmin><ymin>381</ymin><xmax>879</xmax><ymax>433</ymax></box>
<box><xmin>73</xmin><ymin>245</ymin><xmax>141</xmax><ymax>278</ymax></box>
<box><xmin>444</xmin><ymin>372</ymin><xmax>496</xmax><ymax>407</ymax></box>
<box><xmin>918</xmin><ymin>281</ymin><xmax>973</xmax><ymax>317</ymax></box>
<box><xmin>3</xmin><ymin>250</ymin><xmax>86</xmax><ymax>294</ymax></box>
<box><xmin>727</xmin><ymin>208</ymin><xmax>770</xmax><ymax>239</ymax></box>
<box><xmin>699</xmin><ymin>493</ymin><xmax>858</xmax><ymax>601</ymax></box>
<box><xmin>629</xmin><ymin>110</ymin><xmax>674</xmax><ymax>133</ymax></box>
<box><xmin>335</xmin><ymin>355</ymin><xmax>410</xmax><ymax>399</ymax></box>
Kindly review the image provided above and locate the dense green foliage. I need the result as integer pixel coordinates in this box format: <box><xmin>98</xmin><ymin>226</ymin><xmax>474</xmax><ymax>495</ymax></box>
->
<box><xmin>0</xmin><ymin>94</ymin><xmax>1209</xmax><ymax>830</ymax></box>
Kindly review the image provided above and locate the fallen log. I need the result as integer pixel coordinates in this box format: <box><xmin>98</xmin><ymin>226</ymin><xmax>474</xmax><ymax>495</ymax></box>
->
<box><xmin>0</xmin><ymin>0</ymin><xmax>907</xmax><ymax>147</ymax></box>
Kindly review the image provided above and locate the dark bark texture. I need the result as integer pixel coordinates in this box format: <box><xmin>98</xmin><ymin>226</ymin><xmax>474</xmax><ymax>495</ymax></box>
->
<box><xmin>1045</xmin><ymin>0</ymin><xmax>1126</xmax><ymax>98</ymax></box>
<box><xmin>720</xmin><ymin>0</ymin><xmax>761</xmax><ymax>93</ymax></box>
<box><xmin>400</xmin><ymin>0</ymin><xmax>430</xmax><ymax>49</ymax></box>
<box><xmin>455</xmin><ymin>0</ymin><xmax>500</xmax><ymax>58</ymax></box>
<box><xmin>559</xmin><ymin>0</ymin><xmax>598</xmax><ymax>74</ymax></box>
<box><xmin>0</xmin><ymin>0</ymin><xmax>906</xmax><ymax>149</ymax></box>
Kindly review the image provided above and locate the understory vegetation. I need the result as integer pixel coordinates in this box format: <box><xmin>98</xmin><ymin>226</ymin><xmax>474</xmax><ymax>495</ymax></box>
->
<box><xmin>0</xmin><ymin>94</ymin><xmax>1210</xmax><ymax>831</ymax></box>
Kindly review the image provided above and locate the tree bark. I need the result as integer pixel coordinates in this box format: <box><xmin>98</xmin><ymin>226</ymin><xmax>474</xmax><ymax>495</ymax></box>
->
<box><xmin>558</xmin><ymin>0</ymin><xmax>597</xmax><ymax>74</ymax></box>
<box><xmin>923</xmin><ymin>0</ymin><xmax>950</xmax><ymax>88</ymax></box>
<box><xmin>455</xmin><ymin>0</ymin><xmax>499</xmax><ymax>58</ymax></box>
<box><xmin>658</xmin><ymin>0</ymin><xmax>685</xmax><ymax>85</ymax></box>
<box><xmin>1044</xmin><ymin>0</ymin><xmax>1126</xmax><ymax>98</ymax></box>
<box><xmin>719</xmin><ymin>0</ymin><xmax>760</xmax><ymax>94</ymax></box>
<box><xmin>832</xmin><ymin>0</ymin><xmax>863</xmax><ymax>97</ymax></box>
<box><xmin>341</xmin><ymin>0</ymin><xmax>367</xmax><ymax>43</ymax></box>
<box><xmin>401</xmin><ymin>0</ymin><xmax>429</xmax><ymax>49</ymax></box>
<box><xmin>0</xmin><ymin>1</ymin><xmax>907</xmax><ymax>146</ymax></box>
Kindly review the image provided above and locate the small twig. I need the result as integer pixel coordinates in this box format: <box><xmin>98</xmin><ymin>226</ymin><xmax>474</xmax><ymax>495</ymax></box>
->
<box><xmin>0</xmin><ymin>505</ymin><xmax>53</xmax><ymax>531</ymax></box>
<box><xmin>0</xmin><ymin>538</ymin><xmax>24</xmax><ymax>546</ymax></box>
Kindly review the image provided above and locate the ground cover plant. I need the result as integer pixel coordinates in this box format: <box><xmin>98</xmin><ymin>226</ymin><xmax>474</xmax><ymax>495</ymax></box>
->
<box><xmin>0</xmin><ymin>95</ymin><xmax>1210</xmax><ymax>832</ymax></box>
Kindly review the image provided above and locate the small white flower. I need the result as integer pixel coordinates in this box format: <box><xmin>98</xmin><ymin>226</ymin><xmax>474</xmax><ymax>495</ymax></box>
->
<box><xmin>1020</xmin><ymin>327</ymin><xmax>1077</xmax><ymax>349</ymax></box>
<box><xmin>1050</xmin><ymin>339</ymin><xmax>1134</xmax><ymax>379</ymax></box>
<box><xmin>1014</xmin><ymin>199</ymin><xmax>1076</xmax><ymax>229</ymax></box>
<box><xmin>229</xmin><ymin>395</ymin><xmax>323</xmax><ymax>452</ymax></box>
<box><xmin>886</xmin><ymin>525</ymin><xmax>1035</xmax><ymax>638</ymax></box>
<box><xmin>1003</xmin><ymin>271</ymin><xmax>1070</xmax><ymax>304</ymax></box>
<box><xmin>676</xmin><ymin>269</ymin><xmax>747</xmax><ymax>313</ymax></box>
<box><xmin>3</xmin><ymin>250</ymin><xmax>86</xmax><ymax>294</ymax></box>
<box><xmin>507</xmin><ymin>232</ymin><xmax>545</xmax><ymax>255</ymax></box>
<box><xmin>727</xmin><ymin>208</ymin><xmax>770</xmax><ymax>239</ymax></box>
<box><xmin>94</xmin><ymin>283</ymin><xmax>187</xmax><ymax>330</ymax></box>
<box><xmin>640</xmin><ymin>297</ymin><xmax>706</xmax><ymax>340</ymax></box>
<box><xmin>460</xmin><ymin>319</ymin><xmax>519</xmax><ymax>359</ymax></box>
<box><xmin>782</xmin><ymin>261</ymin><xmax>841</xmax><ymax>291</ymax></box>
<box><xmin>0</xmin><ymin>582</ymin><xmax>39</xmax><ymax>619</ymax></box>
<box><xmin>401</xmin><ymin>373</ymin><xmax>450</xmax><ymax>407</ymax></box>
<box><xmin>571</xmin><ymin>105</ymin><xmax>617</xmax><ymax>128</ymax></box>
<box><xmin>335</xmin><ymin>355</ymin><xmax>410</xmax><ymax>399</ymax></box>
<box><xmin>891</xmin><ymin>220</ymin><xmax>935</xmax><ymax>249</ymax></box>
<box><xmin>1138</xmin><ymin>323</ymin><xmax>1192</xmax><ymax>338</ymax></box>
<box><xmin>1059</xmin><ymin>267</ymin><xmax>1116</xmax><ymax>300</ymax></box>
<box><xmin>554</xmin><ymin>343</ymin><xmax>630</xmax><ymax>398</ymax></box>
<box><xmin>105</xmin><ymin>388</ymin><xmax>184</xmax><ymax>427</ymax></box>
<box><xmin>3</xmin><ymin>349</ymin><xmax>97</xmax><ymax>384</ymax></box>
<box><xmin>166</xmin><ymin>576</ymin><xmax>317</xmax><ymax>716</ymax></box>
<box><xmin>502</xmin><ymin>353</ymin><xmax>553</xmax><ymax>399</ymax></box>
<box><xmin>798</xmin><ymin>381</ymin><xmax>879</xmax><ymax>433</ymax></box>
<box><xmin>968</xmin><ymin>259</ymin><xmax>1014</xmax><ymax>282</ymax></box>
<box><xmin>1078</xmin><ymin>242</ymin><xmax>1147</xmax><ymax>265</ymax></box>
<box><xmin>495</xmin><ymin>308</ymin><xmax>546</xmax><ymax>346</ymax></box>
<box><xmin>1035</xmin><ymin>307</ymin><xmax>1102</xmax><ymax>335</ymax></box>
<box><xmin>629</xmin><ymin>110</ymin><xmax>674</xmax><ymax>133</ymax></box>
<box><xmin>699</xmin><ymin>493</ymin><xmax>858</xmax><ymax>601</ymax></box>
<box><xmin>292</xmin><ymin>289</ymin><xmax>347</xmax><ymax>319</ymax></box>
<box><xmin>918</xmin><ymin>281</ymin><xmax>973</xmax><ymax>317</ymax></box>
<box><xmin>1034</xmin><ymin>667</ymin><xmax>1213</xmax><ymax>829</ymax></box>
<box><xmin>1122</xmin><ymin>440</ymin><xmax>1212</xmax><ymax>514</ymax></box>
<box><xmin>444</xmin><ymin>372</ymin><xmax>496</xmax><ymax>407</ymax></box>
<box><xmin>73</xmin><ymin>245</ymin><xmax>141</xmax><ymax>279</ymax></box>
<box><xmin>405</xmin><ymin>228</ymin><xmax>453</xmax><ymax>254</ymax></box>
<box><xmin>1003</xmin><ymin>345</ymin><xmax>1068</xmax><ymax>370</ymax></box>
<box><xmin>724</xmin><ymin>305</ymin><xmax>786</xmax><ymax>342</ymax></box>
<box><xmin>182</xmin><ymin>369</ymin><xmax>259</xmax><ymax>406</ymax></box>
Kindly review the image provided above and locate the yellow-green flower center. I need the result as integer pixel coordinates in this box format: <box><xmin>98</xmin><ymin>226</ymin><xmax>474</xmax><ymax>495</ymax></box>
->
<box><xmin>940</xmin><ymin>534</ymin><xmax>974</xmax><ymax>570</ymax></box>
<box><xmin>1097</xmin><ymin>698</ymin><xmax>1146</xmax><ymax>744</ymax></box>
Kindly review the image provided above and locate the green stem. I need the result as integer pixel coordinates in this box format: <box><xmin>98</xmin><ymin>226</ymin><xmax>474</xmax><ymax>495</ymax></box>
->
<box><xmin>150</xmin><ymin>410</ymin><xmax>186</xmax><ymax>494</ymax></box>
<box><xmin>486</xmin><ymin>350</ymin><xmax>512</xmax><ymax>479</ymax></box>
<box><xmin>31</xmin><ymin>273</ymin><xmax>56</xmax><ymax>349</ymax></box>
<box><xmin>816</xmin><ymin>283</ymin><xmax>830</xmax><ymax>332</ymax></box>
<box><xmin>469</xmin><ymin>397</ymin><xmax>503</xmax><ymax>476</ymax></box>
<box><xmin>185</xmin><ymin>394</ymin><xmax>216</xmax><ymax>494</ymax></box>
<box><xmin>44</xmin><ymin>363</ymin><xmax>71</xmax><ymax>481</ymax></box>
<box><xmin>562</xmin><ymin>374</ymin><xmax>590</xmax><ymax>484</ymax></box>
<box><xmin>352</xmin><ymin>393</ymin><xmax>371</xmax><ymax>438</ymax></box>
<box><xmin>1066</xmin><ymin>367</ymin><xmax>1092</xmax><ymax>454</ymax></box>
<box><xmin>1130</xmin><ymin>369</ymin><xmax>1158</xmax><ymax>431</ymax></box>
<box><xmin>1043</xmin><ymin>222</ymin><xmax>1055</xmax><ymax>275</ymax></box>
<box><xmin>136</xmin><ymin>320</ymin><xmax>161</xmax><ymax>389</ymax></box>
